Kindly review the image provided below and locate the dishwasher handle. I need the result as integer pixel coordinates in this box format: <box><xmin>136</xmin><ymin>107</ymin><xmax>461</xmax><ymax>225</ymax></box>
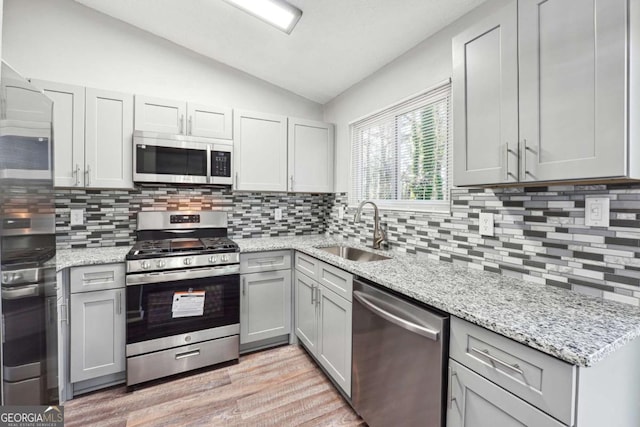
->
<box><xmin>353</xmin><ymin>290</ymin><xmax>440</xmax><ymax>341</ymax></box>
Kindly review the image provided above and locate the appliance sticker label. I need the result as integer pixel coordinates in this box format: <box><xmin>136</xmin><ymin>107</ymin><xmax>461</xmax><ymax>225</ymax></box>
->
<box><xmin>171</xmin><ymin>290</ymin><xmax>205</xmax><ymax>318</ymax></box>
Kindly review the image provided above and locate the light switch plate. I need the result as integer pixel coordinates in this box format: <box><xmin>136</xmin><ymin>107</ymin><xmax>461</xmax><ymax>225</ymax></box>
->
<box><xmin>337</xmin><ymin>206</ymin><xmax>345</xmax><ymax>220</ymax></box>
<box><xmin>585</xmin><ymin>197</ymin><xmax>610</xmax><ymax>227</ymax></box>
<box><xmin>70</xmin><ymin>209</ymin><xmax>84</xmax><ymax>226</ymax></box>
<box><xmin>479</xmin><ymin>212</ymin><xmax>494</xmax><ymax>236</ymax></box>
<box><xmin>274</xmin><ymin>208</ymin><xmax>282</xmax><ymax>221</ymax></box>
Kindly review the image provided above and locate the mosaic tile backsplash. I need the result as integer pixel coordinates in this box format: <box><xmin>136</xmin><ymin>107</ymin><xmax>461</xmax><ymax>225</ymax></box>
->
<box><xmin>55</xmin><ymin>185</ymin><xmax>330</xmax><ymax>249</ymax></box>
<box><xmin>326</xmin><ymin>184</ymin><xmax>640</xmax><ymax>306</ymax></box>
<box><xmin>56</xmin><ymin>183</ymin><xmax>640</xmax><ymax>306</ymax></box>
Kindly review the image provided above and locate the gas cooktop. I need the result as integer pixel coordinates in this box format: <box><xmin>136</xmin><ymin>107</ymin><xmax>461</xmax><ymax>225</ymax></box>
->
<box><xmin>126</xmin><ymin>237</ymin><xmax>239</xmax><ymax>260</ymax></box>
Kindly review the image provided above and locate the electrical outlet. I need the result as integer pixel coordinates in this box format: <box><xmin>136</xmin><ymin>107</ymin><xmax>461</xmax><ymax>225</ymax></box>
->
<box><xmin>337</xmin><ymin>206</ymin><xmax>345</xmax><ymax>220</ymax></box>
<box><xmin>585</xmin><ymin>197</ymin><xmax>610</xmax><ymax>227</ymax></box>
<box><xmin>274</xmin><ymin>208</ymin><xmax>282</xmax><ymax>221</ymax></box>
<box><xmin>479</xmin><ymin>212</ymin><xmax>494</xmax><ymax>237</ymax></box>
<box><xmin>70</xmin><ymin>209</ymin><xmax>84</xmax><ymax>226</ymax></box>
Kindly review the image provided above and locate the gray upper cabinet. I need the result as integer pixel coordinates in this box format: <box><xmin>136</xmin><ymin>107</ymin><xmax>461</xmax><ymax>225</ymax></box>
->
<box><xmin>518</xmin><ymin>0</ymin><xmax>627</xmax><ymax>182</ymax></box>
<box><xmin>85</xmin><ymin>88</ymin><xmax>134</xmax><ymax>188</ymax></box>
<box><xmin>30</xmin><ymin>80</ymin><xmax>85</xmax><ymax>187</ymax></box>
<box><xmin>453</xmin><ymin>0</ymin><xmax>635</xmax><ymax>186</ymax></box>
<box><xmin>31</xmin><ymin>80</ymin><xmax>133</xmax><ymax>189</ymax></box>
<box><xmin>233</xmin><ymin>110</ymin><xmax>288</xmax><ymax>191</ymax></box>
<box><xmin>134</xmin><ymin>95</ymin><xmax>233</xmax><ymax>139</ymax></box>
<box><xmin>287</xmin><ymin>118</ymin><xmax>334</xmax><ymax>193</ymax></box>
<box><xmin>452</xmin><ymin>1</ymin><xmax>518</xmax><ymax>186</ymax></box>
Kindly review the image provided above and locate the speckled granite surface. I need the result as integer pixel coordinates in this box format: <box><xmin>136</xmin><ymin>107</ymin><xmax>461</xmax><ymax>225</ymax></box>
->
<box><xmin>56</xmin><ymin>246</ymin><xmax>131</xmax><ymax>271</ymax></box>
<box><xmin>57</xmin><ymin>235</ymin><xmax>640</xmax><ymax>367</ymax></box>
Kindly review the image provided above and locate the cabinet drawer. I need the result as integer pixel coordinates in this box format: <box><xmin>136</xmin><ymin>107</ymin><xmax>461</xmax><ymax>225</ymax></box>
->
<box><xmin>70</xmin><ymin>263</ymin><xmax>125</xmax><ymax>293</ymax></box>
<box><xmin>295</xmin><ymin>252</ymin><xmax>319</xmax><ymax>279</ymax></box>
<box><xmin>450</xmin><ymin>317</ymin><xmax>576</xmax><ymax>426</ymax></box>
<box><xmin>318</xmin><ymin>262</ymin><xmax>352</xmax><ymax>302</ymax></box>
<box><xmin>240</xmin><ymin>250</ymin><xmax>291</xmax><ymax>274</ymax></box>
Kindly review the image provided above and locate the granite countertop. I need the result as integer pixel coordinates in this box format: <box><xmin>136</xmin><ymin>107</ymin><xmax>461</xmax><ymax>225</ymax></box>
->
<box><xmin>56</xmin><ymin>246</ymin><xmax>132</xmax><ymax>271</ymax></box>
<box><xmin>56</xmin><ymin>235</ymin><xmax>640</xmax><ymax>367</ymax></box>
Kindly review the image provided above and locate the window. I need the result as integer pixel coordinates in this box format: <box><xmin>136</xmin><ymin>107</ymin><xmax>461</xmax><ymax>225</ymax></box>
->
<box><xmin>350</xmin><ymin>81</ymin><xmax>452</xmax><ymax>211</ymax></box>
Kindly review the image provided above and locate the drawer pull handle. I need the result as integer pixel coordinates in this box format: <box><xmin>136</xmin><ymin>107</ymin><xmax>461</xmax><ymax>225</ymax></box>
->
<box><xmin>470</xmin><ymin>347</ymin><xmax>523</xmax><ymax>375</ymax></box>
<box><xmin>175</xmin><ymin>349</ymin><xmax>200</xmax><ymax>360</ymax></box>
<box><xmin>256</xmin><ymin>258</ymin><xmax>279</xmax><ymax>264</ymax></box>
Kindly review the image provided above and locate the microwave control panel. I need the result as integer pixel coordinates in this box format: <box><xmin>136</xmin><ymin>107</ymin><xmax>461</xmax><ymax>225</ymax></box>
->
<box><xmin>211</xmin><ymin>151</ymin><xmax>231</xmax><ymax>178</ymax></box>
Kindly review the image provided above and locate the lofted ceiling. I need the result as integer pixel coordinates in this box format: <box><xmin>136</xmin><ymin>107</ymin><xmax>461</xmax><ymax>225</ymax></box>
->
<box><xmin>73</xmin><ymin>0</ymin><xmax>485</xmax><ymax>104</ymax></box>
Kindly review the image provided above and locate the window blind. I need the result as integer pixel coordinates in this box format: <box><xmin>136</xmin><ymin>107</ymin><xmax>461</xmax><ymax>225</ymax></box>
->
<box><xmin>350</xmin><ymin>81</ymin><xmax>452</xmax><ymax>210</ymax></box>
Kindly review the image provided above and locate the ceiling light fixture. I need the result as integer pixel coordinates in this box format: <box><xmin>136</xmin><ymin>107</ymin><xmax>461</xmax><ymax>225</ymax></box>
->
<box><xmin>223</xmin><ymin>0</ymin><xmax>302</xmax><ymax>34</ymax></box>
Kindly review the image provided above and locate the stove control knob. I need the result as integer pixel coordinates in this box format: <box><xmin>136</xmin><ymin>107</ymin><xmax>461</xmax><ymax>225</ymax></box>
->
<box><xmin>156</xmin><ymin>260</ymin><xmax>166</xmax><ymax>268</ymax></box>
<box><xmin>208</xmin><ymin>256</ymin><xmax>218</xmax><ymax>264</ymax></box>
<box><xmin>183</xmin><ymin>258</ymin><xmax>193</xmax><ymax>266</ymax></box>
<box><xmin>141</xmin><ymin>261</ymin><xmax>150</xmax><ymax>270</ymax></box>
<box><xmin>221</xmin><ymin>255</ymin><xmax>229</xmax><ymax>263</ymax></box>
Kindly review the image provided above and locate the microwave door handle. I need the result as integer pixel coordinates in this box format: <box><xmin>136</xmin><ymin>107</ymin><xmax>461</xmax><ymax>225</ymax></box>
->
<box><xmin>206</xmin><ymin>145</ymin><xmax>212</xmax><ymax>184</ymax></box>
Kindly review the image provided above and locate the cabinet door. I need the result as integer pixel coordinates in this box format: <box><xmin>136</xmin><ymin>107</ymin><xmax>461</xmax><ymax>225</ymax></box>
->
<box><xmin>234</xmin><ymin>110</ymin><xmax>287</xmax><ymax>191</ymax></box>
<box><xmin>519</xmin><ymin>0</ymin><xmax>627</xmax><ymax>182</ymax></box>
<box><xmin>287</xmin><ymin>118</ymin><xmax>334</xmax><ymax>193</ymax></box>
<box><xmin>317</xmin><ymin>284</ymin><xmax>352</xmax><ymax>397</ymax></box>
<box><xmin>70</xmin><ymin>289</ymin><xmax>125</xmax><ymax>383</ymax></box>
<box><xmin>187</xmin><ymin>103</ymin><xmax>232</xmax><ymax>139</ymax></box>
<box><xmin>447</xmin><ymin>360</ymin><xmax>565</xmax><ymax>427</ymax></box>
<box><xmin>452</xmin><ymin>1</ymin><xmax>518</xmax><ymax>186</ymax></box>
<box><xmin>294</xmin><ymin>271</ymin><xmax>318</xmax><ymax>353</ymax></box>
<box><xmin>240</xmin><ymin>270</ymin><xmax>292</xmax><ymax>344</ymax></box>
<box><xmin>85</xmin><ymin>88</ymin><xmax>134</xmax><ymax>188</ymax></box>
<box><xmin>30</xmin><ymin>80</ymin><xmax>85</xmax><ymax>187</ymax></box>
<box><xmin>134</xmin><ymin>95</ymin><xmax>186</xmax><ymax>134</ymax></box>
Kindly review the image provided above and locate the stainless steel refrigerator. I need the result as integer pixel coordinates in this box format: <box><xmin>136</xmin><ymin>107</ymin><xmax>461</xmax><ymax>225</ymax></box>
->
<box><xmin>0</xmin><ymin>62</ymin><xmax>58</xmax><ymax>405</ymax></box>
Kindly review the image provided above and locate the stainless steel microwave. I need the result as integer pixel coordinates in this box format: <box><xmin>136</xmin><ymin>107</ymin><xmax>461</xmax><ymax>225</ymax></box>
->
<box><xmin>133</xmin><ymin>131</ymin><xmax>233</xmax><ymax>185</ymax></box>
<box><xmin>0</xmin><ymin>120</ymin><xmax>53</xmax><ymax>181</ymax></box>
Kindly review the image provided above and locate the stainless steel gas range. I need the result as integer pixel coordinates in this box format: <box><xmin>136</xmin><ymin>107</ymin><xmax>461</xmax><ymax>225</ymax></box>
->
<box><xmin>125</xmin><ymin>211</ymin><xmax>240</xmax><ymax>387</ymax></box>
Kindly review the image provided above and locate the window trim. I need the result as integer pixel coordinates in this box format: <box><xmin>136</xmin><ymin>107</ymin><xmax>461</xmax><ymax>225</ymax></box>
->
<box><xmin>348</xmin><ymin>79</ymin><xmax>452</xmax><ymax>213</ymax></box>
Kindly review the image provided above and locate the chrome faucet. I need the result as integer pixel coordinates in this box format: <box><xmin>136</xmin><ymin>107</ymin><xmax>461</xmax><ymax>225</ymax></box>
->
<box><xmin>354</xmin><ymin>200</ymin><xmax>386</xmax><ymax>250</ymax></box>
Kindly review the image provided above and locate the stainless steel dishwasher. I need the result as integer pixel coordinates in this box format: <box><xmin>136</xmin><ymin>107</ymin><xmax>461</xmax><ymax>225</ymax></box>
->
<box><xmin>352</xmin><ymin>278</ymin><xmax>449</xmax><ymax>427</ymax></box>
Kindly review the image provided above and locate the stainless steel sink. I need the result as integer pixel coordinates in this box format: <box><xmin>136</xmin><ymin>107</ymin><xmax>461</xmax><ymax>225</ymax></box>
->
<box><xmin>317</xmin><ymin>246</ymin><xmax>391</xmax><ymax>262</ymax></box>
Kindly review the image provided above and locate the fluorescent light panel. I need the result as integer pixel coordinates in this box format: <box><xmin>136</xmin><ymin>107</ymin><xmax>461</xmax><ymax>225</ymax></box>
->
<box><xmin>224</xmin><ymin>0</ymin><xmax>302</xmax><ymax>34</ymax></box>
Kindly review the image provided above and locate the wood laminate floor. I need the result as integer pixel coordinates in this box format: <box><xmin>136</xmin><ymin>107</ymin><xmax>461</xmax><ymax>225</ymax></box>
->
<box><xmin>64</xmin><ymin>345</ymin><xmax>365</xmax><ymax>427</ymax></box>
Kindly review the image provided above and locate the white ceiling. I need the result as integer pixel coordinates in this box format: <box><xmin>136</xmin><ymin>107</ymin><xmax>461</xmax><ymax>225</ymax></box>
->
<box><xmin>73</xmin><ymin>0</ymin><xmax>485</xmax><ymax>104</ymax></box>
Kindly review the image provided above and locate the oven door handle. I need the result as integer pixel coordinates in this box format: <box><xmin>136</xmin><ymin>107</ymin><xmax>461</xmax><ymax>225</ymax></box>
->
<box><xmin>2</xmin><ymin>284</ymin><xmax>40</xmax><ymax>300</ymax></box>
<box><xmin>175</xmin><ymin>349</ymin><xmax>200</xmax><ymax>360</ymax></box>
<box><xmin>126</xmin><ymin>265</ymin><xmax>240</xmax><ymax>286</ymax></box>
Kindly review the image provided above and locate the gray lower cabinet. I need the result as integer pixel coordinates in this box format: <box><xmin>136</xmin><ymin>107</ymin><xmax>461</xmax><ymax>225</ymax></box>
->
<box><xmin>240</xmin><ymin>270</ymin><xmax>292</xmax><ymax>344</ymax></box>
<box><xmin>294</xmin><ymin>271</ymin><xmax>318</xmax><ymax>353</ymax></box>
<box><xmin>70</xmin><ymin>288</ymin><xmax>125</xmax><ymax>383</ymax></box>
<box><xmin>239</xmin><ymin>251</ymin><xmax>293</xmax><ymax>352</ymax></box>
<box><xmin>447</xmin><ymin>360</ymin><xmax>564</xmax><ymax>427</ymax></box>
<box><xmin>294</xmin><ymin>255</ymin><xmax>353</xmax><ymax>398</ymax></box>
<box><xmin>316</xmin><ymin>282</ymin><xmax>352</xmax><ymax>397</ymax></box>
<box><xmin>448</xmin><ymin>316</ymin><xmax>640</xmax><ymax>427</ymax></box>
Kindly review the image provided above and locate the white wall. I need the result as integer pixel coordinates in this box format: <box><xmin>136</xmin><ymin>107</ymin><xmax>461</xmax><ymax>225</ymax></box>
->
<box><xmin>2</xmin><ymin>0</ymin><xmax>322</xmax><ymax>120</ymax></box>
<box><xmin>323</xmin><ymin>0</ymin><xmax>510</xmax><ymax>192</ymax></box>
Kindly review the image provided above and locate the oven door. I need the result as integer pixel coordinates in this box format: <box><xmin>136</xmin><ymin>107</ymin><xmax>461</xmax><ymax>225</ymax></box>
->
<box><xmin>210</xmin><ymin>142</ymin><xmax>233</xmax><ymax>186</ymax></box>
<box><xmin>126</xmin><ymin>269</ymin><xmax>239</xmax><ymax>349</ymax></box>
<box><xmin>133</xmin><ymin>133</ymin><xmax>210</xmax><ymax>184</ymax></box>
